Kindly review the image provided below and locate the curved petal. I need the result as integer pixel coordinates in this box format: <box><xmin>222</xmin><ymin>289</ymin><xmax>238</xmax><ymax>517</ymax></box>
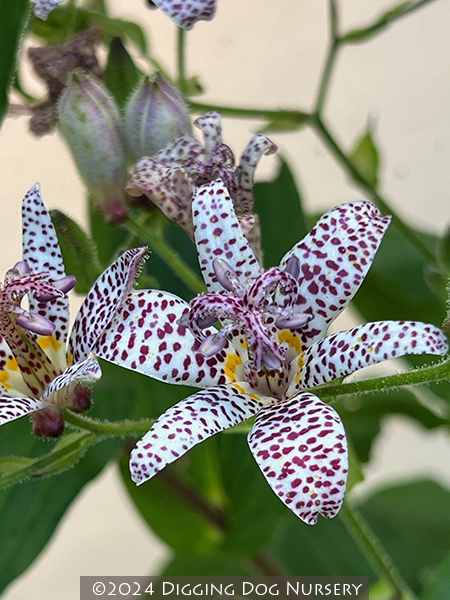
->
<box><xmin>22</xmin><ymin>184</ymin><xmax>70</xmax><ymax>368</ymax></box>
<box><xmin>41</xmin><ymin>358</ymin><xmax>101</xmax><ymax>401</ymax></box>
<box><xmin>70</xmin><ymin>247</ymin><xmax>147</xmax><ymax>363</ymax></box>
<box><xmin>93</xmin><ymin>290</ymin><xmax>246</xmax><ymax>388</ymax></box>
<box><xmin>280</xmin><ymin>201</ymin><xmax>391</xmax><ymax>347</ymax></box>
<box><xmin>194</xmin><ymin>112</ymin><xmax>222</xmax><ymax>158</ymax></box>
<box><xmin>33</xmin><ymin>0</ymin><xmax>65</xmax><ymax>20</ymax></box>
<box><xmin>0</xmin><ymin>396</ymin><xmax>48</xmax><ymax>426</ymax></box>
<box><xmin>130</xmin><ymin>382</ymin><xmax>270</xmax><ymax>485</ymax></box>
<box><xmin>193</xmin><ymin>180</ymin><xmax>261</xmax><ymax>292</ymax></box>
<box><xmin>294</xmin><ymin>320</ymin><xmax>449</xmax><ymax>391</ymax></box>
<box><xmin>248</xmin><ymin>392</ymin><xmax>348</xmax><ymax>525</ymax></box>
<box><xmin>152</xmin><ymin>0</ymin><xmax>217</xmax><ymax>30</ymax></box>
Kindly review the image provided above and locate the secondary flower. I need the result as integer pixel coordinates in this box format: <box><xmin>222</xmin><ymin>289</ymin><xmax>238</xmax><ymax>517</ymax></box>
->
<box><xmin>127</xmin><ymin>111</ymin><xmax>276</xmax><ymax>259</ymax></box>
<box><xmin>0</xmin><ymin>184</ymin><xmax>146</xmax><ymax>436</ymax></box>
<box><xmin>93</xmin><ymin>179</ymin><xmax>448</xmax><ymax>524</ymax></box>
<box><xmin>33</xmin><ymin>0</ymin><xmax>65</xmax><ymax>20</ymax></box>
<box><xmin>150</xmin><ymin>0</ymin><xmax>217</xmax><ymax>30</ymax></box>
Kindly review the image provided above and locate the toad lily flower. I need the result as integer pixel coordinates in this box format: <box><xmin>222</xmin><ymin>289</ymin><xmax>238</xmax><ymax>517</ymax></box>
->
<box><xmin>127</xmin><ymin>111</ymin><xmax>277</xmax><ymax>260</ymax></box>
<box><xmin>93</xmin><ymin>179</ymin><xmax>448</xmax><ymax>524</ymax></box>
<box><xmin>0</xmin><ymin>184</ymin><xmax>146</xmax><ymax>437</ymax></box>
<box><xmin>150</xmin><ymin>0</ymin><xmax>217</xmax><ymax>30</ymax></box>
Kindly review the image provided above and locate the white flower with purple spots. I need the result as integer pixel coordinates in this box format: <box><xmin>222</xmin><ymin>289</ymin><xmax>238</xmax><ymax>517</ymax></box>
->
<box><xmin>126</xmin><ymin>111</ymin><xmax>277</xmax><ymax>260</ymax></box>
<box><xmin>93</xmin><ymin>179</ymin><xmax>448</xmax><ymax>524</ymax></box>
<box><xmin>33</xmin><ymin>0</ymin><xmax>65</xmax><ymax>20</ymax></box>
<box><xmin>0</xmin><ymin>184</ymin><xmax>146</xmax><ymax>437</ymax></box>
<box><xmin>150</xmin><ymin>0</ymin><xmax>217</xmax><ymax>30</ymax></box>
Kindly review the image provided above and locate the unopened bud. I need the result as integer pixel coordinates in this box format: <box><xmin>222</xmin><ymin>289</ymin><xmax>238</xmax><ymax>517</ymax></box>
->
<box><xmin>58</xmin><ymin>72</ymin><xmax>128</xmax><ymax>223</ymax></box>
<box><xmin>68</xmin><ymin>383</ymin><xmax>92</xmax><ymax>413</ymax></box>
<box><xmin>33</xmin><ymin>407</ymin><xmax>65</xmax><ymax>437</ymax></box>
<box><xmin>124</xmin><ymin>74</ymin><xmax>191</xmax><ymax>161</ymax></box>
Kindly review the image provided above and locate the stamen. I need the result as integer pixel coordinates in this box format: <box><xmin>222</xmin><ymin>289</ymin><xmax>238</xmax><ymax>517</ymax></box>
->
<box><xmin>199</xmin><ymin>332</ymin><xmax>228</xmax><ymax>356</ymax></box>
<box><xmin>284</xmin><ymin>256</ymin><xmax>300</xmax><ymax>280</ymax></box>
<box><xmin>13</xmin><ymin>261</ymin><xmax>30</xmax><ymax>277</ymax></box>
<box><xmin>213</xmin><ymin>258</ymin><xmax>242</xmax><ymax>293</ymax></box>
<box><xmin>35</xmin><ymin>275</ymin><xmax>77</xmax><ymax>302</ymax></box>
<box><xmin>275</xmin><ymin>312</ymin><xmax>311</xmax><ymax>330</ymax></box>
<box><xmin>16</xmin><ymin>312</ymin><xmax>55</xmax><ymax>336</ymax></box>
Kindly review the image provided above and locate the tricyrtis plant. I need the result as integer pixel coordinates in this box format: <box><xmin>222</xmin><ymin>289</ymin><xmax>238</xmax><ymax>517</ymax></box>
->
<box><xmin>2</xmin><ymin>0</ymin><xmax>450</xmax><ymax>597</ymax></box>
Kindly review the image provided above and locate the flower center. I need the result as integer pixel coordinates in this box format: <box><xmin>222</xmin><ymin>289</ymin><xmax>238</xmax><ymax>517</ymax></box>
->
<box><xmin>181</xmin><ymin>257</ymin><xmax>310</xmax><ymax>372</ymax></box>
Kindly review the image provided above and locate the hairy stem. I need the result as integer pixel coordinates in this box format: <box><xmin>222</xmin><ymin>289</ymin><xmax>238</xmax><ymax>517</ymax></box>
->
<box><xmin>177</xmin><ymin>27</ymin><xmax>187</xmax><ymax>94</ymax></box>
<box><xmin>64</xmin><ymin>411</ymin><xmax>155</xmax><ymax>437</ymax></box>
<box><xmin>124</xmin><ymin>217</ymin><xmax>206</xmax><ymax>294</ymax></box>
<box><xmin>340</xmin><ymin>501</ymin><xmax>417</xmax><ymax>599</ymax></box>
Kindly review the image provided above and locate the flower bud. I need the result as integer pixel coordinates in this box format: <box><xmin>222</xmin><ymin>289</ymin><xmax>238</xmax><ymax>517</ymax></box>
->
<box><xmin>58</xmin><ymin>71</ymin><xmax>128</xmax><ymax>223</ymax></box>
<box><xmin>68</xmin><ymin>383</ymin><xmax>92</xmax><ymax>413</ymax></box>
<box><xmin>33</xmin><ymin>407</ymin><xmax>65</xmax><ymax>438</ymax></box>
<box><xmin>124</xmin><ymin>74</ymin><xmax>191</xmax><ymax>161</ymax></box>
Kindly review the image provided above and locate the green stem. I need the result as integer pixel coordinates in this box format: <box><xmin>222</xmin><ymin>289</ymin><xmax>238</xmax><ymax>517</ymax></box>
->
<box><xmin>315</xmin><ymin>357</ymin><xmax>450</xmax><ymax>401</ymax></box>
<box><xmin>189</xmin><ymin>100</ymin><xmax>311</xmax><ymax>126</ymax></box>
<box><xmin>310</xmin><ymin>113</ymin><xmax>437</xmax><ymax>264</ymax></box>
<box><xmin>315</xmin><ymin>0</ymin><xmax>340</xmax><ymax>114</ymax></box>
<box><xmin>177</xmin><ymin>27</ymin><xmax>187</xmax><ymax>94</ymax></box>
<box><xmin>124</xmin><ymin>217</ymin><xmax>206</xmax><ymax>294</ymax></box>
<box><xmin>340</xmin><ymin>501</ymin><xmax>416</xmax><ymax>599</ymax></box>
<box><xmin>63</xmin><ymin>0</ymin><xmax>77</xmax><ymax>41</ymax></box>
<box><xmin>63</xmin><ymin>411</ymin><xmax>155</xmax><ymax>437</ymax></box>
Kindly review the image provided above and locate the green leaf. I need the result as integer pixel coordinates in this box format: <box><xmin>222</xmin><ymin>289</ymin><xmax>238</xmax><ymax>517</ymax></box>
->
<box><xmin>253</xmin><ymin>158</ymin><xmax>309</xmax><ymax>268</ymax></box>
<box><xmin>50</xmin><ymin>209</ymin><xmax>103</xmax><ymax>293</ymax></box>
<box><xmin>0</xmin><ymin>456</ymin><xmax>34</xmax><ymax>475</ymax></box>
<box><xmin>261</xmin><ymin>114</ymin><xmax>309</xmax><ymax>134</ymax></box>
<box><xmin>183</xmin><ymin>75</ymin><xmax>204</xmax><ymax>96</ymax></box>
<box><xmin>216</xmin><ymin>435</ymin><xmax>286</xmax><ymax>557</ymax></box>
<box><xmin>105</xmin><ymin>37</ymin><xmax>141</xmax><ymax>110</ymax></box>
<box><xmin>162</xmin><ymin>553</ymin><xmax>256</xmax><ymax>576</ymax></box>
<box><xmin>437</xmin><ymin>226</ymin><xmax>450</xmax><ymax>275</ymax></box>
<box><xmin>0</xmin><ymin>0</ymin><xmax>30</xmax><ymax>129</ymax></box>
<box><xmin>267</xmin><ymin>508</ymin><xmax>376</xmax><ymax>577</ymax></box>
<box><xmin>422</xmin><ymin>550</ymin><xmax>450</xmax><ymax>600</ymax></box>
<box><xmin>349</xmin><ymin>125</ymin><xmax>379</xmax><ymax>188</ymax></box>
<box><xmin>359</xmin><ymin>480</ymin><xmax>450</xmax><ymax>594</ymax></box>
<box><xmin>88</xmin><ymin>196</ymin><xmax>128</xmax><ymax>267</ymax></box>
<box><xmin>334</xmin><ymin>388</ymin><xmax>448</xmax><ymax>464</ymax></box>
<box><xmin>118</xmin><ymin>454</ymin><xmax>221</xmax><ymax>554</ymax></box>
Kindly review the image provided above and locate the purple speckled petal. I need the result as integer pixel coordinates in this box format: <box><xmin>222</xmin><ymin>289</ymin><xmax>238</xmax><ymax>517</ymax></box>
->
<box><xmin>248</xmin><ymin>392</ymin><xmax>348</xmax><ymax>525</ymax></box>
<box><xmin>193</xmin><ymin>180</ymin><xmax>261</xmax><ymax>292</ymax></box>
<box><xmin>0</xmin><ymin>396</ymin><xmax>48</xmax><ymax>426</ymax></box>
<box><xmin>70</xmin><ymin>248</ymin><xmax>147</xmax><ymax>363</ymax></box>
<box><xmin>93</xmin><ymin>290</ymin><xmax>246</xmax><ymax>388</ymax></box>
<box><xmin>33</xmin><ymin>0</ymin><xmax>65</xmax><ymax>20</ymax></box>
<box><xmin>41</xmin><ymin>358</ymin><xmax>101</xmax><ymax>402</ymax></box>
<box><xmin>152</xmin><ymin>0</ymin><xmax>217</xmax><ymax>30</ymax></box>
<box><xmin>292</xmin><ymin>320</ymin><xmax>449</xmax><ymax>392</ymax></box>
<box><xmin>22</xmin><ymin>184</ymin><xmax>70</xmax><ymax>369</ymax></box>
<box><xmin>130</xmin><ymin>382</ymin><xmax>270</xmax><ymax>485</ymax></box>
<box><xmin>280</xmin><ymin>201</ymin><xmax>391</xmax><ymax>347</ymax></box>
<box><xmin>194</xmin><ymin>112</ymin><xmax>223</xmax><ymax>159</ymax></box>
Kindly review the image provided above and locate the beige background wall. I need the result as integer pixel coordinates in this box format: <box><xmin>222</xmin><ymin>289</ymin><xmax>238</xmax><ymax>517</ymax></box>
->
<box><xmin>1</xmin><ymin>0</ymin><xmax>450</xmax><ymax>597</ymax></box>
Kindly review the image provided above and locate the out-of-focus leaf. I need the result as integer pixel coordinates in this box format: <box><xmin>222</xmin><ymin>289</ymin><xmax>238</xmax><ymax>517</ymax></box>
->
<box><xmin>105</xmin><ymin>37</ymin><xmax>141</xmax><ymax>110</ymax></box>
<box><xmin>424</xmin><ymin>264</ymin><xmax>447</xmax><ymax>300</ymax></box>
<box><xmin>183</xmin><ymin>75</ymin><xmax>204</xmax><ymax>96</ymax></box>
<box><xmin>254</xmin><ymin>158</ymin><xmax>308</xmax><ymax>268</ymax></box>
<box><xmin>349</xmin><ymin>126</ymin><xmax>379</xmax><ymax>188</ymax></box>
<box><xmin>119</xmin><ymin>455</ymin><xmax>221</xmax><ymax>554</ymax></box>
<box><xmin>50</xmin><ymin>209</ymin><xmax>102</xmax><ymax>293</ymax></box>
<box><xmin>437</xmin><ymin>226</ymin><xmax>450</xmax><ymax>275</ymax></box>
<box><xmin>341</xmin><ymin>2</ymin><xmax>412</xmax><ymax>44</ymax></box>
<box><xmin>267</xmin><ymin>508</ymin><xmax>375</xmax><ymax>577</ymax></box>
<box><xmin>346</xmin><ymin>448</ymin><xmax>364</xmax><ymax>492</ymax></box>
<box><xmin>216</xmin><ymin>435</ymin><xmax>286</xmax><ymax>557</ymax></box>
<box><xmin>0</xmin><ymin>0</ymin><xmax>29</xmax><ymax>129</ymax></box>
<box><xmin>261</xmin><ymin>114</ymin><xmax>309</xmax><ymax>134</ymax></box>
<box><xmin>29</xmin><ymin>7</ymin><xmax>148</xmax><ymax>53</ymax></box>
<box><xmin>359</xmin><ymin>480</ymin><xmax>450</xmax><ymax>595</ymax></box>
<box><xmin>162</xmin><ymin>553</ymin><xmax>256</xmax><ymax>576</ymax></box>
<box><xmin>88</xmin><ymin>196</ymin><xmax>128</xmax><ymax>267</ymax></box>
<box><xmin>422</xmin><ymin>550</ymin><xmax>450</xmax><ymax>600</ymax></box>
<box><xmin>333</xmin><ymin>388</ymin><xmax>448</xmax><ymax>464</ymax></box>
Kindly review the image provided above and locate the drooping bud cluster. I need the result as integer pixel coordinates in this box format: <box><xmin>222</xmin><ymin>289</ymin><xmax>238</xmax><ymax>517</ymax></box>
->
<box><xmin>124</xmin><ymin>74</ymin><xmax>191</xmax><ymax>161</ymax></box>
<box><xmin>180</xmin><ymin>257</ymin><xmax>311</xmax><ymax>371</ymax></box>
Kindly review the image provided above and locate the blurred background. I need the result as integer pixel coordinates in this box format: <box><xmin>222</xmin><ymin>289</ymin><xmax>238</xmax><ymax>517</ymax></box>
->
<box><xmin>1</xmin><ymin>0</ymin><xmax>450</xmax><ymax>597</ymax></box>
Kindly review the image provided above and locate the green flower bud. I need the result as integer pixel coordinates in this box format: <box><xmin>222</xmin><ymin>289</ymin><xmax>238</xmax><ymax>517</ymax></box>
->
<box><xmin>58</xmin><ymin>72</ymin><xmax>128</xmax><ymax>223</ymax></box>
<box><xmin>124</xmin><ymin>74</ymin><xmax>191</xmax><ymax>161</ymax></box>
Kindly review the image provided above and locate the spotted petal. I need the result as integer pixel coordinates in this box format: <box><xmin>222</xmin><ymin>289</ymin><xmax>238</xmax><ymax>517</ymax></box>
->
<box><xmin>293</xmin><ymin>320</ymin><xmax>449</xmax><ymax>391</ymax></box>
<box><xmin>130</xmin><ymin>382</ymin><xmax>270</xmax><ymax>485</ymax></box>
<box><xmin>248</xmin><ymin>392</ymin><xmax>348</xmax><ymax>525</ymax></box>
<box><xmin>193</xmin><ymin>179</ymin><xmax>261</xmax><ymax>292</ymax></box>
<box><xmin>22</xmin><ymin>184</ymin><xmax>70</xmax><ymax>368</ymax></box>
<box><xmin>280</xmin><ymin>202</ymin><xmax>391</xmax><ymax>347</ymax></box>
<box><xmin>152</xmin><ymin>0</ymin><xmax>217</xmax><ymax>30</ymax></box>
<box><xmin>0</xmin><ymin>396</ymin><xmax>48</xmax><ymax>425</ymax></box>
<box><xmin>41</xmin><ymin>358</ymin><xmax>101</xmax><ymax>401</ymax></box>
<box><xmin>33</xmin><ymin>0</ymin><xmax>65</xmax><ymax>19</ymax></box>
<box><xmin>93</xmin><ymin>290</ymin><xmax>246</xmax><ymax>388</ymax></box>
<box><xmin>70</xmin><ymin>247</ymin><xmax>147</xmax><ymax>363</ymax></box>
